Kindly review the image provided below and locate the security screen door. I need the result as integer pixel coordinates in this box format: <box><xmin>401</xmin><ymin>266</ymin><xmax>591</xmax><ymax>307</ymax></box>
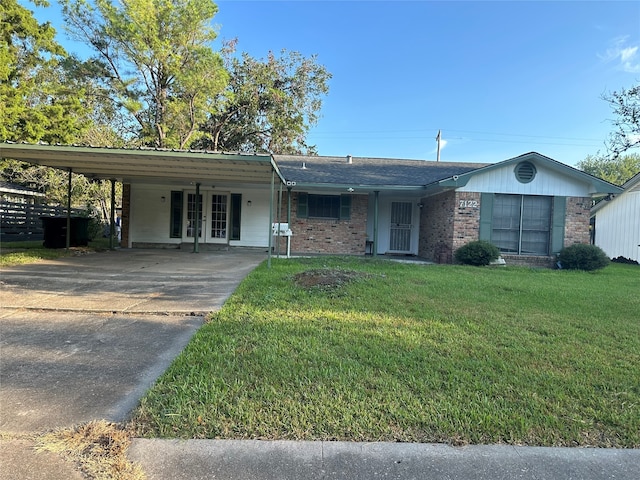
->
<box><xmin>389</xmin><ymin>201</ymin><xmax>413</xmax><ymax>252</ymax></box>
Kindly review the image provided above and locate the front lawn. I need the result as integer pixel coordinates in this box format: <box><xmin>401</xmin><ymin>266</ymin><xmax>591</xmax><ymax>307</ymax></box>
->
<box><xmin>131</xmin><ymin>258</ymin><xmax>639</xmax><ymax>447</ymax></box>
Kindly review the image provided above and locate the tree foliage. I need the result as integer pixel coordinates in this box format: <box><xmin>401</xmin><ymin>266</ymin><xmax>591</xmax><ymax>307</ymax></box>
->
<box><xmin>0</xmin><ymin>0</ymin><xmax>118</xmax><ymax>221</ymax></box>
<box><xmin>577</xmin><ymin>153</ymin><xmax>640</xmax><ymax>186</ymax></box>
<box><xmin>603</xmin><ymin>83</ymin><xmax>640</xmax><ymax>159</ymax></box>
<box><xmin>198</xmin><ymin>47</ymin><xmax>331</xmax><ymax>154</ymax></box>
<box><xmin>0</xmin><ymin>0</ymin><xmax>89</xmax><ymax>143</ymax></box>
<box><xmin>61</xmin><ymin>0</ymin><xmax>228</xmax><ymax>148</ymax></box>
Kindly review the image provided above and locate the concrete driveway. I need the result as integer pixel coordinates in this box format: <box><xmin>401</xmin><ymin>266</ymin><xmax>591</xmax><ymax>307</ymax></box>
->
<box><xmin>0</xmin><ymin>248</ymin><xmax>266</xmax><ymax>433</ymax></box>
<box><xmin>0</xmin><ymin>248</ymin><xmax>266</xmax><ymax>315</ymax></box>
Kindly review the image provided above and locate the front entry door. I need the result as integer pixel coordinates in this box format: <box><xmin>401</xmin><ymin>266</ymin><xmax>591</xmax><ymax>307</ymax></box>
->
<box><xmin>185</xmin><ymin>192</ymin><xmax>229</xmax><ymax>243</ymax></box>
<box><xmin>389</xmin><ymin>201</ymin><xmax>413</xmax><ymax>253</ymax></box>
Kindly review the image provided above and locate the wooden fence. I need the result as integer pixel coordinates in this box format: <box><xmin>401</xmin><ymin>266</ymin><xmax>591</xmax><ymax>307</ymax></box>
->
<box><xmin>0</xmin><ymin>201</ymin><xmax>86</xmax><ymax>240</ymax></box>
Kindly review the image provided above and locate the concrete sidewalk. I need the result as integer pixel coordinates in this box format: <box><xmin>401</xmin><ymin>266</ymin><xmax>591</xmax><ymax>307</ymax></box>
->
<box><xmin>128</xmin><ymin>439</ymin><xmax>640</xmax><ymax>480</ymax></box>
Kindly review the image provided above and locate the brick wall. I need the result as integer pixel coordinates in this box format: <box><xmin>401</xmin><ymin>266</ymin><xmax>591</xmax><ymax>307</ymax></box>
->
<box><xmin>452</xmin><ymin>191</ymin><xmax>481</xmax><ymax>251</ymax></box>
<box><xmin>121</xmin><ymin>183</ymin><xmax>131</xmax><ymax>248</ymax></box>
<box><xmin>277</xmin><ymin>192</ymin><xmax>368</xmax><ymax>255</ymax></box>
<box><xmin>418</xmin><ymin>190</ymin><xmax>456</xmax><ymax>262</ymax></box>
<box><xmin>564</xmin><ymin>196</ymin><xmax>591</xmax><ymax>246</ymax></box>
<box><xmin>420</xmin><ymin>192</ymin><xmax>591</xmax><ymax>267</ymax></box>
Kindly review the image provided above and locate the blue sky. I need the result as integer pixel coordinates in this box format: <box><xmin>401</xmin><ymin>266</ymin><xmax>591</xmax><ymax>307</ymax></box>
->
<box><xmin>28</xmin><ymin>1</ymin><xmax>640</xmax><ymax>166</ymax></box>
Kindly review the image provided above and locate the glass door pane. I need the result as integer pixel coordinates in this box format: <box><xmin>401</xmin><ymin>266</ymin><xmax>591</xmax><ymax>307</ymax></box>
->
<box><xmin>186</xmin><ymin>193</ymin><xmax>202</xmax><ymax>238</ymax></box>
<box><xmin>210</xmin><ymin>194</ymin><xmax>228</xmax><ymax>240</ymax></box>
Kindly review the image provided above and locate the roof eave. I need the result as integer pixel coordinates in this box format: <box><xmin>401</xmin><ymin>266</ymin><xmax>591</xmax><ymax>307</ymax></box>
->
<box><xmin>288</xmin><ymin>182</ymin><xmax>428</xmax><ymax>192</ymax></box>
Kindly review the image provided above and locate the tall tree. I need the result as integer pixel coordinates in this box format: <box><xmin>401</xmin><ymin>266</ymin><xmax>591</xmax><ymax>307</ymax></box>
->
<box><xmin>0</xmin><ymin>0</ymin><xmax>89</xmax><ymax>143</ymax></box>
<box><xmin>577</xmin><ymin>153</ymin><xmax>640</xmax><ymax>186</ymax></box>
<box><xmin>603</xmin><ymin>83</ymin><xmax>640</xmax><ymax>159</ymax></box>
<box><xmin>199</xmin><ymin>48</ymin><xmax>331</xmax><ymax>154</ymax></box>
<box><xmin>61</xmin><ymin>0</ymin><xmax>228</xmax><ymax>149</ymax></box>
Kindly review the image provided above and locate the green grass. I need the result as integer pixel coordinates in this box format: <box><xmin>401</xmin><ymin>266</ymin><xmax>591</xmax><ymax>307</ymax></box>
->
<box><xmin>0</xmin><ymin>238</ymin><xmax>113</xmax><ymax>266</ymax></box>
<box><xmin>131</xmin><ymin>258</ymin><xmax>640</xmax><ymax>447</ymax></box>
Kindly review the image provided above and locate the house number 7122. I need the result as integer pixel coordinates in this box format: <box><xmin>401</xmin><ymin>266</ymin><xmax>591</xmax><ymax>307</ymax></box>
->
<box><xmin>459</xmin><ymin>200</ymin><xmax>479</xmax><ymax>208</ymax></box>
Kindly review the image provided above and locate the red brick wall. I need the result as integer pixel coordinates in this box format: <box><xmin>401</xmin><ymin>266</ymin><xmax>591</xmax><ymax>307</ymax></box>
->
<box><xmin>418</xmin><ymin>190</ymin><xmax>456</xmax><ymax>262</ymax></box>
<box><xmin>420</xmin><ymin>192</ymin><xmax>591</xmax><ymax>266</ymax></box>
<box><xmin>277</xmin><ymin>192</ymin><xmax>368</xmax><ymax>255</ymax></box>
<box><xmin>452</xmin><ymin>192</ymin><xmax>481</xmax><ymax>251</ymax></box>
<box><xmin>564</xmin><ymin>196</ymin><xmax>591</xmax><ymax>246</ymax></box>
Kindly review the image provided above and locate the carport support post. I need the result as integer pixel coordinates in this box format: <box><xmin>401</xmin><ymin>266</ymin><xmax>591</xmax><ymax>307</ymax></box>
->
<box><xmin>193</xmin><ymin>182</ymin><xmax>201</xmax><ymax>253</ymax></box>
<box><xmin>109</xmin><ymin>178</ymin><xmax>116</xmax><ymax>250</ymax></box>
<box><xmin>276</xmin><ymin>182</ymin><xmax>283</xmax><ymax>257</ymax></box>
<box><xmin>267</xmin><ymin>169</ymin><xmax>275</xmax><ymax>268</ymax></box>
<box><xmin>373</xmin><ymin>190</ymin><xmax>379</xmax><ymax>257</ymax></box>
<box><xmin>66</xmin><ymin>168</ymin><xmax>72</xmax><ymax>251</ymax></box>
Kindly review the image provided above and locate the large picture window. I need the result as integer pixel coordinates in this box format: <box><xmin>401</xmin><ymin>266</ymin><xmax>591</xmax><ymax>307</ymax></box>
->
<box><xmin>491</xmin><ymin>194</ymin><xmax>552</xmax><ymax>255</ymax></box>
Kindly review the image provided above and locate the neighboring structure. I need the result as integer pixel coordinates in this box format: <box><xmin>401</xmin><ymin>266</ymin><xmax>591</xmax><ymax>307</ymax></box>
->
<box><xmin>0</xmin><ymin>181</ymin><xmax>44</xmax><ymax>204</ymax></box>
<box><xmin>0</xmin><ymin>181</ymin><xmax>81</xmax><ymax>242</ymax></box>
<box><xmin>1</xmin><ymin>143</ymin><xmax>623</xmax><ymax>266</ymax></box>
<box><xmin>591</xmin><ymin>172</ymin><xmax>640</xmax><ymax>263</ymax></box>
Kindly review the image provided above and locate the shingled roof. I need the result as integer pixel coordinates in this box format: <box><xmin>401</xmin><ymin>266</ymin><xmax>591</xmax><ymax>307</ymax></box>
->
<box><xmin>274</xmin><ymin>155</ymin><xmax>489</xmax><ymax>188</ymax></box>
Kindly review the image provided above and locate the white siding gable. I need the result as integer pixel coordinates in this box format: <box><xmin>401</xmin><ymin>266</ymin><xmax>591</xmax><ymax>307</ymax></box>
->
<box><xmin>457</xmin><ymin>162</ymin><xmax>594</xmax><ymax>196</ymax></box>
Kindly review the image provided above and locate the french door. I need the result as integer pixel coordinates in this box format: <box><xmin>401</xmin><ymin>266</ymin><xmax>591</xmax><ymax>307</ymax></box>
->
<box><xmin>185</xmin><ymin>192</ymin><xmax>229</xmax><ymax>243</ymax></box>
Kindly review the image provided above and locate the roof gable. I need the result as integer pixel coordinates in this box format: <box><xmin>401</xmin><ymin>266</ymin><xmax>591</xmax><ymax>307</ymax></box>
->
<box><xmin>438</xmin><ymin>152</ymin><xmax>623</xmax><ymax>196</ymax></box>
<box><xmin>274</xmin><ymin>152</ymin><xmax>623</xmax><ymax>196</ymax></box>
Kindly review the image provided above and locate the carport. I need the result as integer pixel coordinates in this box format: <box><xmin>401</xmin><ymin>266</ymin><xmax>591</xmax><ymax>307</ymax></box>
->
<box><xmin>1</xmin><ymin>142</ymin><xmax>286</xmax><ymax>264</ymax></box>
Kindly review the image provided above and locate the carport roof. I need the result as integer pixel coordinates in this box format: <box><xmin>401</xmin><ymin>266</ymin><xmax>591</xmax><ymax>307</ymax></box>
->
<box><xmin>0</xmin><ymin>142</ymin><xmax>284</xmax><ymax>186</ymax></box>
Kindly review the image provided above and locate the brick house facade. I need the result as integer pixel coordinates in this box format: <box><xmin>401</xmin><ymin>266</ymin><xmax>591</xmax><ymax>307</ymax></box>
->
<box><xmin>417</xmin><ymin>191</ymin><xmax>594</xmax><ymax>266</ymax></box>
<box><xmin>6</xmin><ymin>145</ymin><xmax>619</xmax><ymax>265</ymax></box>
<box><xmin>276</xmin><ymin>192</ymin><xmax>368</xmax><ymax>255</ymax></box>
<box><xmin>272</xmin><ymin>152</ymin><xmax>621</xmax><ymax>267</ymax></box>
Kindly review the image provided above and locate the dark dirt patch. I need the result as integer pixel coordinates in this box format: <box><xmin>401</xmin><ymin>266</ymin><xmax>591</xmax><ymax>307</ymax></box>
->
<box><xmin>293</xmin><ymin>268</ymin><xmax>373</xmax><ymax>289</ymax></box>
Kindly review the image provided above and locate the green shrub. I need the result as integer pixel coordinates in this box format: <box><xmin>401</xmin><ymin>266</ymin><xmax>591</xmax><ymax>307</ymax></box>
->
<box><xmin>454</xmin><ymin>240</ymin><xmax>500</xmax><ymax>266</ymax></box>
<box><xmin>86</xmin><ymin>216</ymin><xmax>104</xmax><ymax>241</ymax></box>
<box><xmin>557</xmin><ymin>244</ymin><xmax>610</xmax><ymax>271</ymax></box>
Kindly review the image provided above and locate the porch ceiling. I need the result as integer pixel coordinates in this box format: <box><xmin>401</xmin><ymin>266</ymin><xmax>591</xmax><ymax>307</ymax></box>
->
<box><xmin>0</xmin><ymin>143</ymin><xmax>284</xmax><ymax>186</ymax></box>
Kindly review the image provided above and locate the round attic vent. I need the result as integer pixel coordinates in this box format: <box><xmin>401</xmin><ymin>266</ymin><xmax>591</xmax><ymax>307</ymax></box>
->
<box><xmin>515</xmin><ymin>161</ymin><xmax>536</xmax><ymax>183</ymax></box>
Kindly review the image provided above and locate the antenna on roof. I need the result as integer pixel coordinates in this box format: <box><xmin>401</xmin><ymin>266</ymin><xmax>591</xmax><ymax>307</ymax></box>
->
<box><xmin>436</xmin><ymin>130</ymin><xmax>441</xmax><ymax>162</ymax></box>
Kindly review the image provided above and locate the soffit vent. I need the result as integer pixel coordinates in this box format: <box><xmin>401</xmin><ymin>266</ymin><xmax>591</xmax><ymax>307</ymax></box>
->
<box><xmin>515</xmin><ymin>161</ymin><xmax>536</xmax><ymax>184</ymax></box>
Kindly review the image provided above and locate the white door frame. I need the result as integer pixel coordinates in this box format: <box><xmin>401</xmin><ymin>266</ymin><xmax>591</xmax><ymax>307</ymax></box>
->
<box><xmin>183</xmin><ymin>190</ymin><xmax>230</xmax><ymax>244</ymax></box>
<box><xmin>388</xmin><ymin>201</ymin><xmax>414</xmax><ymax>253</ymax></box>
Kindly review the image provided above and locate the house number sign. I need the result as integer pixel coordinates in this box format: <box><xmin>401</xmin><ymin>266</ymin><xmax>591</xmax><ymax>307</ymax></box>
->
<box><xmin>459</xmin><ymin>200</ymin><xmax>479</xmax><ymax>208</ymax></box>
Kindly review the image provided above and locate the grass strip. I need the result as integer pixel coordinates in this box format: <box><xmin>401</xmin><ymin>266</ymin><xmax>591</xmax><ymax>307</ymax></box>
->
<box><xmin>0</xmin><ymin>239</ymin><xmax>111</xmax><ymax>267</ymax></box>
